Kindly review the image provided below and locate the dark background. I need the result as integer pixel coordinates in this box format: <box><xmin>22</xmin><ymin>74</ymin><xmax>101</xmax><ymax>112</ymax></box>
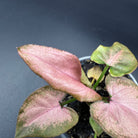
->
<box><xmin>0</xmin><ymin>0</ymin><xmax>138</xmax><ymax>138</ymax></box>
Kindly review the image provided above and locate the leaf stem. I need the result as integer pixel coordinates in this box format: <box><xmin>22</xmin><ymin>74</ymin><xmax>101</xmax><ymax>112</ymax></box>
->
<box><xmin>60</xmin><ymin>97</ymin><xmax>76</xmax><ymax>107</ymax></box>
<box><xmin>94</xmin><ymin>133</ymin><xmax>97</xmax><ymax>138</ymax></box>
<box><xmin>93</xmin><ymin>65</ymin><xmax>109</xmax><ymax>90</ymax></box>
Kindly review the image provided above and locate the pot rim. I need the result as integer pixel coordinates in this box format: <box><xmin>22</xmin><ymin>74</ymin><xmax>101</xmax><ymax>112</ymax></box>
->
<box><xmin>79</xmin><ymin>56</ymin><xmax>138</xmax><ymax>85</ymax></box>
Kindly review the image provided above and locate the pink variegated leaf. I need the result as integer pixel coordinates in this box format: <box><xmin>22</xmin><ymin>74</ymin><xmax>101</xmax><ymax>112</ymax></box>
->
<box><xmin>15</xmin><ymin>86</ymin><xmax>79</xmax><ymax>138</ymax></box>
<box><xmin>17</xmin><ymin>45</ymin><xmax>101</xmax><ymax>102</ymax></box>
<box><xmin>91</xmin><ymin>42</ymin><xmax>138</xmax><ymax>77</ymax></box>
<box><xmin>90</xmin><ymin>75</ymin><xmax>138</xmax><ymax>138</ymax></box>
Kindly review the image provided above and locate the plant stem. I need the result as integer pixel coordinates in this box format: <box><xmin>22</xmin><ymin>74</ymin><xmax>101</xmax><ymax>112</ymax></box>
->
<box><xmin>93</xmin><ymin>65</ymin><xmax>109</xmax><ymax>90</ymax></box>
<box><xmin>94</xmin><ymin>133</ymin><xmax>97</xmax><ymax>138</ymax></box>
<box><xmin>60</xmin><ymin>97</ymin><xmax>76</xmax><ymax>107</ymax></box>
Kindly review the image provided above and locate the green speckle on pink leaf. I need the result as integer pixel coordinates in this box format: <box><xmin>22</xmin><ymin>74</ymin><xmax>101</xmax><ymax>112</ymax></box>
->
<box><xmin>15</xmin><ymin>86</ymin><xmax>79</xmax><ymax>138</ymax></box>
<box><xmin>90</xmin><ymin>75</ymin><xmax>138</xmax><ymax>138</ymax></box>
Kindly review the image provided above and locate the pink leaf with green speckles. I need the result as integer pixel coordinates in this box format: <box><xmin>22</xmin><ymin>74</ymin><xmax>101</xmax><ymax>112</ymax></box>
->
<box><xmin>91</xmin><ymin>42</ymin><xmax>138</xmax><ymax>77</ymax></box>
<box><xmin>15</xmin><ymin>86</ymin><xmax>79</xmax><ymax>138</ymax></box>
<box><xmin>90</xmin><ymin>75</ymin><xmax>138</xmax><ymax>138</ymax></box>
<box><xmin>17</xmin><ymin>44</ymin><xmax>101</xmax><ymax>102</ymax></box>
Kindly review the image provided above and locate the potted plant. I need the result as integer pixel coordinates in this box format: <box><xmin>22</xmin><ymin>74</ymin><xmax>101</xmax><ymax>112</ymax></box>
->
<box><xmin>15</xmin><ymin>42</ymin><xmax>138</xmax><ymax>138</ymax></box>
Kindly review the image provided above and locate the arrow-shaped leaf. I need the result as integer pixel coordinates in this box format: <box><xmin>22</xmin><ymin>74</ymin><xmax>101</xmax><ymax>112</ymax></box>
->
<box><xmin>91</xmin><ymin>42</ymin><xmax>137</xmax><ymax>77</ymax></box>
<box><xmin>90</xmin><ymin>75</ymin><xmax>138</xmax><ymax>138</ymax></box>
<box><xmin>15</xmin><ymin>86</ymin><xmax>79</xmax><ymax>138</ymax></box>
<box><xmin>18</xmin><ymin>45</ymin><xmax>101</xmax><ymax>102</ymax></box>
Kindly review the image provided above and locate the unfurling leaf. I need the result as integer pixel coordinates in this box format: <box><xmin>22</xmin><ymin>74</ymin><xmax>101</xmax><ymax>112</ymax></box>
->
<box><xmin>18</xmin><ymin>45</ymin><xmax>102</xmax><ymax>102</ymax></box>
<box><xmin>91</xmin><ymin>42</ymin><xmax>138</xmax><ymax>77</ymax></box>
<box><xmin>87</xmin><ymin>66</ymin><xmax>104</xmax><ymax>82</ymax></box>
<box><xmin>81</xmin><ymin>67</ymin><xmax>91</xmax><ymax>87</ymax></box>
<box><xmin>15</xmin><ymin>86</ymin><xmax>79</xmax><ymax>138</ymax></box>
<box><xmin>89</xmin><ymin>117</ymin><xmax>103</xmax><ymax>136</ymax></box>
<box><xmin>90</xmin><ymin>75</ymin><xmax>138</xmax><ymax>138</ymax></box>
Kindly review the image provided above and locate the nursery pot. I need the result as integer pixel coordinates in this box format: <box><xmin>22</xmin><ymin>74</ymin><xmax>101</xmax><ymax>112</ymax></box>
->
<box><xmin>55</xmin><ymin>56</ymin><xmax>138</xmax><ymax>138</ymax></box>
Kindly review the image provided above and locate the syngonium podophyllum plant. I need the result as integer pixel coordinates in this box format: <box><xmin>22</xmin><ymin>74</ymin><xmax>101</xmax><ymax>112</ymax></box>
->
<box><xmin>15</xmin><ymin>42</ymin><xmax>138</xmax><ymax>138</ymax></box>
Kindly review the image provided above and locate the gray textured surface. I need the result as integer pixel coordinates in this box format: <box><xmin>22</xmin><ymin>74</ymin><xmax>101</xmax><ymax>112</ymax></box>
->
<box><xmin>0</xmin><ymin>0</ymin><xmax>138</xmax><ymax>138</ymax></box>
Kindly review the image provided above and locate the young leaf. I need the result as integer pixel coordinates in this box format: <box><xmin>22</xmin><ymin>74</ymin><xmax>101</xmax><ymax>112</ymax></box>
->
<box><xmin>89</xmin><ymin>117</ymin><xmax>103</xmax><ymax>136</ymax></box>
<box><xmin>91</xmin><ymin>42</ymin><xmax>138</xmax><ymax>77</ymax></box>
<box><xmin>15</xmin><ymin>86</ymin><xmax>79</xmax><ymax>138</ymax></box>
<box><xmin>81</xmin><ymin>67</ymin><xmax>91</xmax><ymax>87</ymax></box>
<box><xmin>90</xmin><ymin>75</ymin><xmax>138</xmax><ymax>138</ymax></box>
<box><xmin>18</xmin><ymin>45</ymin><xmax>102</xmax><ymax>102</ymax></box>
<box><xmin>87</xmin><ymin>66</ymin><xmax>104</xmax><ymax>82</ymax></box>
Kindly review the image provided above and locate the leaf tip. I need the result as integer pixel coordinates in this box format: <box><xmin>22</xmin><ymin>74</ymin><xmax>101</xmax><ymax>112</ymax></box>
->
<box><xmin>17</xmin><ymin>44</ymin><xmax>34</xmax><ymax>51</ymax></box>
<box><xmin>17</xmin><ymin>45</ymin><xmax>26</xmax><ymax>53</ymax></box>
<box><xmin>17</xmin><ymin>46</ymin><xmax>21</xmax><ymax>51</ymax></box>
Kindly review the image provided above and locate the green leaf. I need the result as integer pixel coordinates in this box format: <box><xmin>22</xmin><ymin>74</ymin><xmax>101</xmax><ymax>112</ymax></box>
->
<box><xmin>91</xmin><ymin>42</ymin><xmax>138</xmax><ymax>77</ymax></box>
<box><xmin>15</xmin><ymin>86</ymin><xmax>79</xmax><ymax>138</ymax></box>
<box><xmin>89</xmin><ymin>117</ymin><xmax>103</xmax><ymax>136</ymax></box>
<box><xmin>81</xmin><ymin>67</ymin><xmax>91</xmax><ymax>87</ymax></box>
